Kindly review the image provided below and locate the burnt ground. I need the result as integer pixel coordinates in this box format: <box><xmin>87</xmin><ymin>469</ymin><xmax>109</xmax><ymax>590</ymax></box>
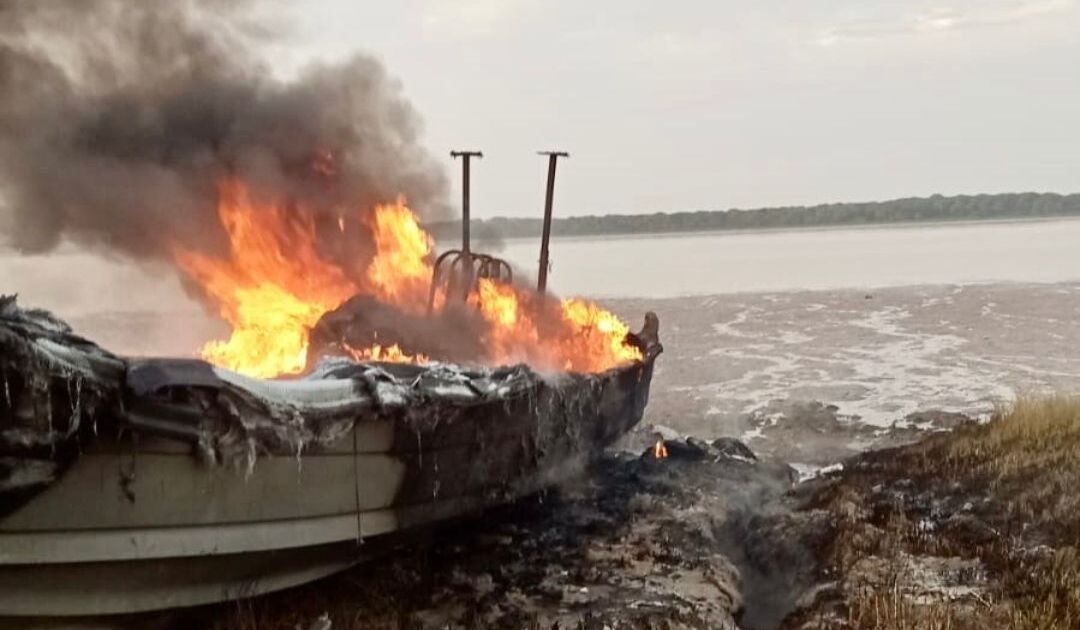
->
<box><xmin>172</xmin><ymin>428</ymin><xmax>800</xmax><ymax>630</ymax></box>
<box><xmin>189</xmin><ymin>394</ymin><xmax>1080</xmax><ymax>630</ymax></box>
<box><xmin>10</xmin><ymin>404</ymin><xmax>1079</xmax><ymax>630</ymax></box>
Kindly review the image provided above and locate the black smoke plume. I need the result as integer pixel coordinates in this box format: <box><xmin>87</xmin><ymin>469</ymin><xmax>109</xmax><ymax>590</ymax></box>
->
<box><xmin>0</xmin><ymin>0</ymin><xmax>448</xmax><ymax>261</ymax></box>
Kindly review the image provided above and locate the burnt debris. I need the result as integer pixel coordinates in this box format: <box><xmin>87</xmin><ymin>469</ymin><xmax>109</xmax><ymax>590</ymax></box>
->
<box><xmin>189</xmin><ymin>433</ymin><xmax>800</xmax><ymax>630</ymax></box>
<box><xmin>0</xmin><ymin>295</ymin><xmax>124</xmax><ymax>515</ymax></box>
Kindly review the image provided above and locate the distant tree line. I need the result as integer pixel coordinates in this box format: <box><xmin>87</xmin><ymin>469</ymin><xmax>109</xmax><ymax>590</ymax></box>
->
<box><xmin>427</xmin><ymin>192</ymin><xmax>1080</xmax><ymax>241</ymax></box>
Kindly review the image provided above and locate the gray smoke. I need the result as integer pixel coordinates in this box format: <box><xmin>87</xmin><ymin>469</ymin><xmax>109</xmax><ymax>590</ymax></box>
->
<box><xmin>0</xmin><ymin>0</ymin><xmax>448</xmax><ymax>262</ymax></box>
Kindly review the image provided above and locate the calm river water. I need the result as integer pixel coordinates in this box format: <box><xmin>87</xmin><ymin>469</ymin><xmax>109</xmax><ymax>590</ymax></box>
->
<box><xmin>4</xmin><ymin>217</ymin><xmax>1080</xmax><ymax>316</ymax></box>
<box><xmin>499</xmin><ymin>218</ymin><xmax>1080</xmax><ymax>298</ymax></box>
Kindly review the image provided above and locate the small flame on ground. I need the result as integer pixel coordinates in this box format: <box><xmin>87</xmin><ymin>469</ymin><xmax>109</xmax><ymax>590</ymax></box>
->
<box><xmin>653</xmin><ymin>439</ymin><xmax>669</xmax><ymax>459</ymax></box>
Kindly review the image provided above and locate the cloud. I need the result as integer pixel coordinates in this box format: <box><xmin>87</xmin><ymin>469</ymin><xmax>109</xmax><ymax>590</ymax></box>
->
<box><xmin>421</xmin><ymin>0</ymin><xmax>539</xmax><ymax>37</ymax></box>
<box><xmin>639</xmin><ymin>31</ymin><xmax>722</xmax><ymax>61</ymax></box>
<box><xmin>815</xmin><ymin>0</ymin><xmax>1075</xmax><ymax>46</ymax></box>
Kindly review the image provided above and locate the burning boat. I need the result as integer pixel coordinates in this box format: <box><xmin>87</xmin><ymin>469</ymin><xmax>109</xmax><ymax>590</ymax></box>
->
<box><xmin>0</xmin><ymin>175</ymin><xmax>661</xmax><ymax>615</ymax></box>
<box><xmin>0</xmin><ymin>1</ymin><xmax>660</xmax><ymax>618</ymax></box>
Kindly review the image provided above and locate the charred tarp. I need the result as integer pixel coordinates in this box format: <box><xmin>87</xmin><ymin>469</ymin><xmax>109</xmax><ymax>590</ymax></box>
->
<box><xmin>2</xmin><ymin>295</ymin><xmax>661</xmax><ymax>516</ymax></box>
<box><xmin>0</xmin><ymin>295</ymin><xmax>124</xmax><ymax>511</ymax></box>
<box><xmin>123</xmin><ymin>338</ymin><xmax>660</xmax><ymax>507</ymax></box>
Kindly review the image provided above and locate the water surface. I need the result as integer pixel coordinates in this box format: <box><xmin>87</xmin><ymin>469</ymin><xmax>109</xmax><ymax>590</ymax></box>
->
<box><xmin>498</xmin><ymin>218</ymin><xmax>1080</xmax><ymax>298</ymax></box>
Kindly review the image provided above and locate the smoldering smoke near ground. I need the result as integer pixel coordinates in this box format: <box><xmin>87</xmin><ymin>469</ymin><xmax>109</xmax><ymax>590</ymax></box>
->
<box><xmin>0</xmin><ymin>0</ymin><xmax>448</xmax><ymax>261</ymax></box>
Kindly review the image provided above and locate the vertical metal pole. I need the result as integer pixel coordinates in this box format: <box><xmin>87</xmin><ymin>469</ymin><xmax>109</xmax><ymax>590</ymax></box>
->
<box><xmin>462</xmin><ymin>157</ymin><xmax>471</xmax><ymax>254</ymax></box>
<box><xmin>450</xmin><ymin>151</ymin><xmax>482</xmax><ymax>254</ymax></box>
<box><xmin>450</xmin><ymin>150</ymin><xmax>482</xmax><ymax>301</ymax></box>
<box><xmin>537</xmin><ymin>151</ymin><xmax>569</xmax><ymax>293</ymax></box>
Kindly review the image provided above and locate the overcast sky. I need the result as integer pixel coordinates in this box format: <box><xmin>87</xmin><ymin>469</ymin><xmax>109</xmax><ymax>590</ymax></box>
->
<box><xmin>263</xmin><ymin>1</ymin><xmax>1076</xmax><ymax>218</ymax></box>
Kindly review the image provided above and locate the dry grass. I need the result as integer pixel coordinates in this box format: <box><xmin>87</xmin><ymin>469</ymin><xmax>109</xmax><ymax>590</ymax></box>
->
<box><xmin>935</xmin><ymin>394</ymin><xmax>1080</xmax><ymax>542</ymax></box>
<box><xmin>948</xmin><ymin>394</ymin><xmax>1080</xmax><ymax>473</ymax></box>
<box><xmin>845</xmin><ymin>581</ymin><xmax>961</xmax><ymax>630</ymax></box>
<box><xmin>791</xmin><ymin>395</ymin><xmax>1080</xmax><ymax>630</ymax></box>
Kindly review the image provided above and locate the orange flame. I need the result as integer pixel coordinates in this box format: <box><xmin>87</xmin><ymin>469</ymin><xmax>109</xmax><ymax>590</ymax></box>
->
<box><xmin>172</xmin><ymin>179</ymin><xmax>642</xmax><ymax>378</ymax></box>
<box><xmin>365</xmin><ymin>199</ymin><xmax>434</xmax><ymax>310</ymax></box>
<box><xmin>559</xmin><ymin>298</ymin><xmax>640</xmax><ymax>373</ymax></box>
<box><xmin>345</xmin><ymin>342</ymin><xmax>430</xmax><ymax>365</ymax></box>
<box><xmin>654</xmin><ymin>439</ymin><xmax>669</xmax><ymax>459</ymax></box>
<box><xmin>172</xmin><ymin>180</ymin><xmax>358</xmax><ymax>378</ymax></box>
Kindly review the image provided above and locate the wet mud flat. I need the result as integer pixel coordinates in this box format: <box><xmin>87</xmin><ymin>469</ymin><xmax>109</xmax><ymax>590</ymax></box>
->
<box><xmin>608</xmin><ymin>282</ymin><xmax>1080</xmax><ymax>462</ymax></box>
